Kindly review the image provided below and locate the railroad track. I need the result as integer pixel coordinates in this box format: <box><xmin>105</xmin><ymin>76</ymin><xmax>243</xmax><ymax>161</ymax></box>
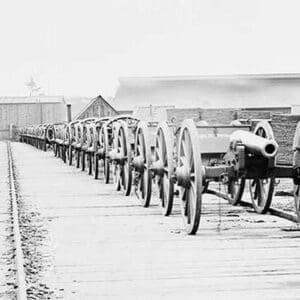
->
<box><xmin>6</xmin><ymin>141</ymin><xmax>27</xmax><ymax>300</ymax></box>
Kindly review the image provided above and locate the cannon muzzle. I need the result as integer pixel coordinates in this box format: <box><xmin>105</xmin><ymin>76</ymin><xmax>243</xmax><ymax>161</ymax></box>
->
<box><xmin>230</xmin><ymin>130</ymin><xmax>279</xmax><ymax>158</ymax></box>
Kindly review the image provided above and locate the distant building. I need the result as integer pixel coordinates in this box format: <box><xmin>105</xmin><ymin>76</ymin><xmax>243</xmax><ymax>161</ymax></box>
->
<box><xmin>74</xmin><ymin>95</ymin><xmax>118</xmax><ymax>120</ymax></box>
<box><xmin>112</xmin><ymin>73</ymin><xmax>299</xmax><ymax>110</ymax></box>
<box><xmin>133</xmin><ymin>105</ymin><xmax>175</xmax><ymax>122</ymax></box>
<box><xmin>292</xmin><ymin>105</ymin><xmax>300</xmax><ymax>114</ymax></box>
<box><xmin>0</xmin><ymin>96</ymin><xmax>65</xmax><ymax>140</ymax></box>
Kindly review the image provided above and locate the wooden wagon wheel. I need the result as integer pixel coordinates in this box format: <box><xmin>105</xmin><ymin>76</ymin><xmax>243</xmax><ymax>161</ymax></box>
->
<box><xmin>93</xmin><ymin>153</ymin><xmax>99</xmax><ymax>179</ymax></box>
<box><xmin>293</xmin><ymin>150</ymin><xmax>300</xmax><ymax>221</ymax></box>
<box><xmin>248</xmin><ymin>121</ymin><xmax>275</xmax><ymax>214</ymax></box>
<box><xmin>155</xmin><ymin>123</ymin><xmax>174</xmax><ymax>216</ymax></box>
<box><xmin>177</xmin><ymin>119</ymin><xmax>202</xmax><ymax>234</ymax></box>
<box><xmin>75</xmin><ymin>126</ymin><xmax>81</xmax><ymax>168</ymax></box>
<box><xmin>68</xmin><ymin>145</ymin><xmax>73</xmax><ymax>166</ymax></box>
<box><xmin>64</xmin><ymin>131</ymin><xmax>70</xmax><ymax>164</ymax></box>
<box><xmin>76</xmin><ymin>148</ymin><xmax>81</xmax><ymax>168</ymax></box>
<box><xmin>294</xmin><ymin>184</ymin><xmax>300</xmax><ymax>221</ymax></box>
<box><xmin>86</xmin><ymin>126</ymin><xmax>94</xmax><ymax>175</ymax></box>
<box><xmin>61</xmin><ymin>145</ymin><xmax>65</xmax><ymax>162</ymax></box>
<box><xmin>85</xmin><ymin>152</ymin><xmax>91</xmax><ymax>175</ymax></box>
<box><xmin>81</xmin><ymin>149</ymin><xmax>86</xmax><ymax>171</ymax></box>
<box><xmin>99</xmin><ymin>124</ymin><xmax>110</xmax><ymax>184</ymax></box>
<box><xmin>117</xmin><ymin>121</ymin><xmax>133</xmax><ymax>196</ymax></box>
<box><xmin>134</xmin><ymin>122</ymin><xmax>152</xmax><ymax>207</ymax></box>
<box><xmin>112</xmin><ymin>124</ymin><xmax>121</xmax><ymax>191</ymax></box>
<box><xmin>93</xmin><ymin>127</ymin><xmax>100</xmax><ymax>179</ymax></box>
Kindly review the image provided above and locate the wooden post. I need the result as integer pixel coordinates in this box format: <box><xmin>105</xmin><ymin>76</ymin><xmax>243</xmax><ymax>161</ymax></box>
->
<box><xmin>9</xmin><ymin>124</ymin><xmax>17</xmax><ymax>141</ymax></box>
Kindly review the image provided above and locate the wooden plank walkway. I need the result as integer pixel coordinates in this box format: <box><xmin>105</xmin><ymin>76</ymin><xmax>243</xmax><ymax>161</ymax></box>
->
<box><xmin>10</xmin><ymin>142</ymin><xmax>300</xmax><ymax>299</ymax></box>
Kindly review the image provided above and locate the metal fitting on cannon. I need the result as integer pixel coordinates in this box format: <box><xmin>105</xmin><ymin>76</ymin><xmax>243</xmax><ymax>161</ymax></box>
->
<box><xmin>176</xmin><ymin>165</ymin><xmax>190</xmax><ymax>188</ymax></box>
<box><xmin>150</xmin><ymin>160</ymin><xmax>164</xmax><ymax>177</ymax></box>
<box><xmin>109</xmin><ymin>149</ymin><xmax>126</xmax><ymax>164</ymax></box>
<box><xmin>132</xmin><ymin>155</ymin><xmax>145</xmax><ymax>173</ymax></box>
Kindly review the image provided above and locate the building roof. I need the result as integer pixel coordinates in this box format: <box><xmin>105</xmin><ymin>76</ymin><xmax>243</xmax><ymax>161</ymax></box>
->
<box><xmin>119</xmin><ymin>73</ymin><xmax>300</xmax><ymax>83</ymax></box>
<box><xmin>74</xmin><ymin>95</ymin><xmax>117</xmax><ymax>119</ymax></box>
<box><xmin>112</xmin><ymin>73</ymin><xmax>300</xmax><ymax>111</ymax></box>
<box><xmin>0</xmin><ymin>95</ymin><xmax>64</xmax><ymax>104</ymax></box>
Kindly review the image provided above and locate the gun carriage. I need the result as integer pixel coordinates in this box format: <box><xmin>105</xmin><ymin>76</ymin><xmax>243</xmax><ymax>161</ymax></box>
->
<box><xmin>99</xmin><ymin>115</ymin><xmax>139</xmax><ymax>188</ymax></box>
<box><xmin>128</xmin><ymin>121</ymin><xmax>176</xmax><ymax>215</ymax></box>
<box><xmin>77</xmin><ymin>118</ymin><xmax>97</xmax><ymax>172</ymax></box>
<box><xmin>87</xmin><ymin>117</ymin><xmax>111</xmax><ymax>179</ymax></box>
<box><xmin>133</xmin><ymin>119</ymin><xmax>242</xmax><ymax>217</ymax></box>
<box><xmin>81</xmin><ymin>117</ymin><xmax>111</xmax><ymax>177</ymax></box>
<box><xmin>103</xmin><ymin>115</ymin><xmax>176</xmax><ymax>215</ymax></box>
<box><xmin>50</xmin><ymin>123</ymin><xmax>67</xmax><ymax>161</ymax></box>
<box><xmin>172</xmin><ymin>119</ymin><xmax>300</xmax><ymax>234</ymax></box>
<box><xmin>70</xmin><ymin>118</ymin><xmax>95</xmax><ymax>169</ymax></box>
<box><xmin>64</xmin><ymin>120</ymin><xmax>80</xmax><ymax>166</ymax></box>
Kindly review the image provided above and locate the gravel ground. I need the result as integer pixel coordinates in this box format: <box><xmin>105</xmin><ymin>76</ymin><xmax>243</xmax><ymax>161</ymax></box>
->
<box><xmin>0</xmin><ymin>142</ymin><xmax>55</xmax><ymax>299</ymax></box>
<box><xmin>11</xmin><ymin>146</ymin><xmax>55</xmax><ymax>299</ymax></box>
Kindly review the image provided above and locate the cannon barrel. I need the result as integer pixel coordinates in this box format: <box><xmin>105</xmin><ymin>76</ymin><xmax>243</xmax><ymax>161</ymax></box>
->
<box><xmin>230</xmin><ymin>130</ymin><xmax>279</xmax><ymax>158</ymax></box>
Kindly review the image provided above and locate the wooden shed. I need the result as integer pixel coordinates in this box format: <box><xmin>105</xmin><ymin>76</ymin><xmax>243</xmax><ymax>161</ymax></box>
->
<box><xmin>0</xmin><ymin>96</ymin><xmax>65</xmax><ymax>140</ymax></box>
<box><xmin>75</xmin><ymin>95</ymin><xmax>117</xmax><ymax>120</ymax></box>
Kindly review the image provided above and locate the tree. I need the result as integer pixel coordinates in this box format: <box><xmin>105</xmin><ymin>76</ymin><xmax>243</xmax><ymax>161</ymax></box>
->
<box><xmin>25</xmin><ymin>76</ymin><xmax>42</xmax><ymax>96</ymax></box>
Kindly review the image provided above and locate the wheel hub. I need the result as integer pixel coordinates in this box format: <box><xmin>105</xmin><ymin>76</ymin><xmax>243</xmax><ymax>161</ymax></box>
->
<box><xmin>150</xmin><ymin>160</ymin><xmax>164</xmax><ymax>177</ymax></box>
<box><xmin>132</xmin><ymin>155</ymin><xmax>145</xmax><ymax>173</ymax></box>
<box><xmin>176</xmin><ymin>165</ymin><xmax>190</xmax><ymax>188</ymax></box>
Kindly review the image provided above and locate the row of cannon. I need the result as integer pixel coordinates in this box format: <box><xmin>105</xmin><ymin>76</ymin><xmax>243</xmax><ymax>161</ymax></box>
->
<box><xmin>19</xmin><ymin>115</ymin><xmax>300</xmax><ymax>234</ymax></box>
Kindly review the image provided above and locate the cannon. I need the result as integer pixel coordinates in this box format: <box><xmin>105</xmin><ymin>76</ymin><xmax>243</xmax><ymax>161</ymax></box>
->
<box><xmin>109</xmin><ymin>117</ymin><xmax>137</xmax><ymax>194</ymax></box>
<box><xmin>173</xmin><ymin>119</ymin><xmax>300</xmax><ymax>234</ymax></box>
<box><xmin>64</xmin><ymin>120</ymin><xmax>80</xmax><ymax>166</ymax></box>
<box><xmin>99</xmin><ymin>115</ymin><xmax>139</xmax><ymax>190</ymax></box>
<box><xmin>150</xmin><ymin>118</ymin><xmax>246</xmax><ymax>216</ymax></box>
<box><xmin>70</xmin><ymin>118</ymin><xmax>95</xmax><ymax>169</ymax></box>
<box><xmin>51</xmin><ymin>123</ymin><xmax>68</xmax><ymax>161</ymax></box>
<box><xmin>78</xmin><ymin>118</ymin><xmax>97</xmax><ymax>172</ymax></box>
<box><xmin>84</xmin><ymin>117</ymin><xmax>110</xmax><ymax>178</ymax></box>
<box><xmin>123</xmin><ymin>120</ymin><xmax>176</xmax><ymax>214</ymax></box>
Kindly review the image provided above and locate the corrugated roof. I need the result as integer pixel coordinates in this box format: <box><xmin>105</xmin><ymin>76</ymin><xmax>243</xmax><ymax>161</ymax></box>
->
<box><xmin>113</xmin><ymin>73</ymin><xmax>299</xmax><ymax>110</ymax></box>
<box><xmin>119</xmin><ymin>73</ymin><xmax>300</xmax><ymax>84</ymax></box>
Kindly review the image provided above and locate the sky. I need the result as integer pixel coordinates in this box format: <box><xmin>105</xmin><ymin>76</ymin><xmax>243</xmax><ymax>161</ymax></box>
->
<box><xmin>0</xmin><ymin>0</ymin><xmax>300</xmax><ymax>98</ymax></box>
